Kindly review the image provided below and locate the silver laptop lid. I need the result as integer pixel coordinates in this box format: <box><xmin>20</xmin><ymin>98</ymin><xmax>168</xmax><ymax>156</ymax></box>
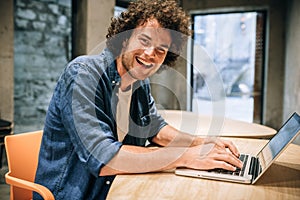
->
<box><xmin>252</xmin><ymin>112</ymin><xmax>300</xmax><ymax>183</ymax></box>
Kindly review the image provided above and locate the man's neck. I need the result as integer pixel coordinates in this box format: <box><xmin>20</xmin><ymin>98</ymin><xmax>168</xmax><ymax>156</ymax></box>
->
<box><xmin>116</xmin><ymin>57</ymin><xmax>136</xmax><ymax>91</ymax></box>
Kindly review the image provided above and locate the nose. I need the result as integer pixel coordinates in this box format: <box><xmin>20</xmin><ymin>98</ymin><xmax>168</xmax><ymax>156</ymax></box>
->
<box><xmin>144</xmin><ymin>46</ymin><xmax>155</xmax><ymax>57</ymax></box>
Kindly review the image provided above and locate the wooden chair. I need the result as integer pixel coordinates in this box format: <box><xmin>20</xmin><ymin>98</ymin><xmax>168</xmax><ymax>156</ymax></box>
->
<box><xmin>4</xmin><ymin>130</ymin><xmax>54</xmax><ymax>200</ymax></box>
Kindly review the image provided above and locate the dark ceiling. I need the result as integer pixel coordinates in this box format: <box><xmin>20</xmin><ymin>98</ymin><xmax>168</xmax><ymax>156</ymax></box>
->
<box><xmin>115</xmin><ymin>0</ymin><xmax>132</xmax><ymax>8</ymax></box>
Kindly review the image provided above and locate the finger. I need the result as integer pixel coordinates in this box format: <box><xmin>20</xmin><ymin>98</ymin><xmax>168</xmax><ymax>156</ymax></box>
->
<box><xmin>213</xmin><ymin>160</ymin><xmax>237</xmax><ymax>171</ymax></box>
<box><xmin>220</xmin><ymin>140</ymin><xmax>240</xmax><ymax>157</ymax></box>
<box><xmin>216</xmin><ymin>151</ymin><xmax>243</xmax><ymax>169</ymax></box>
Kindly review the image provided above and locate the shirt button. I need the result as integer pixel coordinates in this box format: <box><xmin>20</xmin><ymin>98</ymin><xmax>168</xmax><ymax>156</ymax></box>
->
<box><xmin>106</xmin><ymin>180</ymin><xmax>111</xmax><ymax>185</ymax></box>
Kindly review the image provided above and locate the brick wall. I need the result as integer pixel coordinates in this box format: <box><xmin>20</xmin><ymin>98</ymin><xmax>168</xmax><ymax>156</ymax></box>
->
<box><xmin>14</xmin><ymin>0</ymin><xmax>71</xmax><ymax>133</ymax></box>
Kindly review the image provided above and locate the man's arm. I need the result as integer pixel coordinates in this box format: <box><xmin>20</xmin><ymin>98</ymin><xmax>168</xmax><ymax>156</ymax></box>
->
<box><xmin>99</xmin><ymin>144</ymin><xmax>186</xmax><ymax>176</ymax></box>
<box><xmin>152</xmin><ymin>125</ymin><xmax>203</xmax><ymax>147</ymax></box>
<box><xmin>100</xmin><ymin>125</ymin><xmax>242</xmax><ymax>176</ymax></box>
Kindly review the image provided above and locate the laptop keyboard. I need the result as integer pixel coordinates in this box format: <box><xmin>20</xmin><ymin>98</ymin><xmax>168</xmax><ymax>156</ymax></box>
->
<box><xmin>237</xmin><ymin>154</ymin><xmax>249</xmax><ymax>176</ymax></box>
<box><xmin>208</xmin><ymin>154</ymin><xmax>249</xmax><ymax>177</ymax></box>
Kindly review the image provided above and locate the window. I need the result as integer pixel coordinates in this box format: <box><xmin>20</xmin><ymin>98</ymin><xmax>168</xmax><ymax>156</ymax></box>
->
<box><xmin>191</xmin><ymin>11</ymin><xmax>266</xmax><ymax>123</ymax></box>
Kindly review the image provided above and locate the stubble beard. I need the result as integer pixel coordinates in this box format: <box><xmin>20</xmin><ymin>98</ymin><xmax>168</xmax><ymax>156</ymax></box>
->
<box><xmin>121</xmin><ymin>53</ymin><xmax>141</xmax><ymax>81</ymax></box>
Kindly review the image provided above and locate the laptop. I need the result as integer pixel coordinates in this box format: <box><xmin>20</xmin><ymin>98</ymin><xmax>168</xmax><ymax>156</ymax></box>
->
<box><xmin>175</xmin><ymin>112</ymin><xmax>300</xmax><ymax>184</ymax></box>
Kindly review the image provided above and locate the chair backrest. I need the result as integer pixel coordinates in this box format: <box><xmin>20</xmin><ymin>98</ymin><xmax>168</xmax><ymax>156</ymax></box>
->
<box><xmin>5</xmin><ymin>130</ymin><xmax>43</xmax><ymax>199</ymax></box>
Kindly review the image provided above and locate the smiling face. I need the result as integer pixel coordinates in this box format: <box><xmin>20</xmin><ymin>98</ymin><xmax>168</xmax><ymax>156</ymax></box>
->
<box><xmin>116</xmin><ymin>18</ymin><xmax>172</xmax><ymax>86</ymax></box>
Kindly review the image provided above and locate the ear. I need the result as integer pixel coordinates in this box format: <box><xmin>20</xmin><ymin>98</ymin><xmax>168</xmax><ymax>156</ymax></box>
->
<box><xmin>122</xmin><ymin>39</ymin><xmax>128</xmax><ymax>48</ymax></box>
<box><xmin>120</xmin><ymin>39</ymin><xmax>129</xmax><ymax>54</ymax></box>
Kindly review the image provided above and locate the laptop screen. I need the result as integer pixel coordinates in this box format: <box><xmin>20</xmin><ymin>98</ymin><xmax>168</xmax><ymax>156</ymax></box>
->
<box><xmin>255</xmin><ymin>112</ymin><xmax>300</xmax><ymax>179</ymax></box>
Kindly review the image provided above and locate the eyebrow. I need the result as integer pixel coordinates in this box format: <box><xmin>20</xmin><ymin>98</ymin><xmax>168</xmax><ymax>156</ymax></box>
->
<box><xmin>140</xmin><ymin>33</ymin><xmax>170</xmax><ymax>49</ymax></box>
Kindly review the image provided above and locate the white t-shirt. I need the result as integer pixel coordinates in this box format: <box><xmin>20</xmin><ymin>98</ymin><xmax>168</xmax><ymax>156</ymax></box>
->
<box><xmin>116</xmin><ymin>86</ymin><xmax>132</xmax><ymax>142</ymax></box>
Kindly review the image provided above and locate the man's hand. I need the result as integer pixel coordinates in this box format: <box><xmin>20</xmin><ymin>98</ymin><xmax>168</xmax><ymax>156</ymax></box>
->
<box><xmin>202</xmin><ymin>137</ymin><xmax>240</xmax><ymax>158</ymax></box>
<box><xmin>181</xmin><ymin>139</ymin><xmax>243</xmax><ymax>171</ymax></box>
<box><xmin>152</xmin><ymin>125</ymin><xmax>243</xmax><ymax>171</ymax></box>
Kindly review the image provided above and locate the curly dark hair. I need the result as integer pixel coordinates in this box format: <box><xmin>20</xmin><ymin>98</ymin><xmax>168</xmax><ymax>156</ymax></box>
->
<box><xmin>106</xmin><ymin>0</ymin><xmax>191</xmax><ymax>67</ymax></box>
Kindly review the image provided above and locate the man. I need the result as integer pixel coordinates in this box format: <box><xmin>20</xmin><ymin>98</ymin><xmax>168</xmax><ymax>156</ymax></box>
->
<box><xmin>34</xmin><ymin>0</ymin><xmax>242</xmax><ymax>199</ymax></box>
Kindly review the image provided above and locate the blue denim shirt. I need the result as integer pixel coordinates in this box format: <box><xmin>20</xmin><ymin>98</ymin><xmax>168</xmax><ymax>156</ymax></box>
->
<box><xmin>34</xmin><ymin>49</ymin><xmax>167</xmax><ymax>199</ymax></box>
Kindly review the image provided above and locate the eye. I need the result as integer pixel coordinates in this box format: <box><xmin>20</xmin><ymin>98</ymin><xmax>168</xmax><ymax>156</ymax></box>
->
<box><xmin>156</xmin><ymin>47</ymin><xmax>167</xmax><ymax>55</ymax></box>
<box><xmin>139</xmin><ymin>37</ymin><xmax>151</xmax><ymax>47</ymax></box>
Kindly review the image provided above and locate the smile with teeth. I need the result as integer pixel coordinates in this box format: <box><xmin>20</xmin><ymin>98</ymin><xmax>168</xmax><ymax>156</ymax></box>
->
<box><xmin>136</xmin><ymin>57</ymin><xmax>153</xmax><ymax>68</ymax></box>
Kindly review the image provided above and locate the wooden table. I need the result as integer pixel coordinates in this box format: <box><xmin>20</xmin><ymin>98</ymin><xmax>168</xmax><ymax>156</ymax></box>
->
<box><xmin>158</xmin><ymin>110</ymin><xmax>276</xmax><ymax>139</ymax></box>
<box><xmin>107</xmin><ymin>138</ymin><xmax>300</xmax><ymax>200</ymax></box>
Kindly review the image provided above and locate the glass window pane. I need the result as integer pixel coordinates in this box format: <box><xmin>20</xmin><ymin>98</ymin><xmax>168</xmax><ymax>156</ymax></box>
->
<box><xmin>192</xmin><ymin>12</ymin><xmax>261</xmax><ymax>122</ymax></box>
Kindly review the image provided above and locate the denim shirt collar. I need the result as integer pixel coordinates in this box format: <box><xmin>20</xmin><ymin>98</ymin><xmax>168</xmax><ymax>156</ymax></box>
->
<box><xmin>104</xmin><ymin>48</ymin><xmax>121</xmax><ymax>88</ymax></box>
